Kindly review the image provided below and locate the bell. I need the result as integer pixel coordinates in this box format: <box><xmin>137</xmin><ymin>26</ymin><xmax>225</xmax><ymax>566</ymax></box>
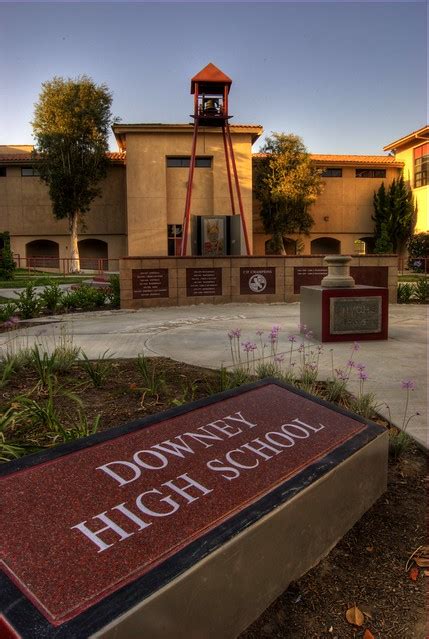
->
<box><xmin>204</xmin><ymin>99</ymin><xmax>218</xmax><ymax>114</ymax></box>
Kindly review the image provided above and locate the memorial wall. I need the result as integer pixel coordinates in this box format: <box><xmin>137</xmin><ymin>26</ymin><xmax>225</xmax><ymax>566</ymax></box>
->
<box><xmin>119</xmin><ymin>255</ymin><xmax>398</xmax><ymax>309</ymax></box>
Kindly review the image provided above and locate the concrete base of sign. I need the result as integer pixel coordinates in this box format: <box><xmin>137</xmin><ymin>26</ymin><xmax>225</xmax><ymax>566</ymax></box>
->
<box><xmin>300</xmin><ymin>285</ymin><xmax>389</xmax><ymax>342</ymax></box>
<box><xmin>96</xmin><ymin>432</ymin><xmax>387</xmax><ymax>639</ymax></box>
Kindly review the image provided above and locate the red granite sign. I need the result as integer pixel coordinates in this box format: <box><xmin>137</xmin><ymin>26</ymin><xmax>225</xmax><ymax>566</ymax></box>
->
<box><xmin>132</xmin><ymin>269</ymin><xmax>169</xmax><ymax>299</ymax></box>
<box><xmin>1</xmin><ymin>384</ymin><xmax>366</xmax><ymax>626</ymax></box>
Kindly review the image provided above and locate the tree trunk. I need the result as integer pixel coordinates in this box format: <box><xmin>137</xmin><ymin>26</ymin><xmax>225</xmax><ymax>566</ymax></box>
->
<box><xmin>69</xmin><ymin>213</ymin><xmax>80</xmax><ymax>273</ymax></box>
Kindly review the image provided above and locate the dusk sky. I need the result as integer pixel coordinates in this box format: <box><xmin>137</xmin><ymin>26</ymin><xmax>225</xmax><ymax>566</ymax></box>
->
<box><xmin>0</xmin><ymin>1</ymin><xmax>427</xmax><ymax>154</ymax></box>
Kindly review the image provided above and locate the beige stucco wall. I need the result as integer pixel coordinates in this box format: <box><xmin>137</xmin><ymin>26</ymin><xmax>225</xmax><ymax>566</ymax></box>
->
<box><xmin>0</xmin><ymin>165</ymin><xmax>127</xmax><ymax>263</ymax></box>
<box><xmin>253</xmin><ymin>165</ymin><xmax>402</xmax><ymax>255</ymax></box>
<box><xmin>124</xmin><ymin>128</ymin><xmax>254</xmax><ymax>257</ymax></box>
<box><xmin>394</xmin><ymin>146</ymin><xmax>428</xmax><ymax>233</ymax></box>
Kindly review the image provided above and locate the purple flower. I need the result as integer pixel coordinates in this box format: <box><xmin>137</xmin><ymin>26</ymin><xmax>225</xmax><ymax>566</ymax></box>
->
<box><xmin>305</xmin><ymin>330</ymin><xmax>313</xmax><ymax>339</ymax></box>
<box><xmin>10</xmin><ymin>316</ymin><xmax>19</xmax><ymax>324</ymax></box>
<box><xmin>298</xmin><ymin>323</ymin><xmax>307</xmax><ymax>333</ymax></box>
<box><xmin>228</xmin><ymin>328</ymin><xmax>241</xmax><ymax>339</ymax></box>
<box><xmin>288</xmin><ymin>335</ymin><xmax>297</xmax><ymax>343</ymax></box>
<box><xmin>256</xmin><ymin>329</ymin><xmax>264</xmax><ymax>336</ymax></box>
<box><xmin>242</xmin><ymin>340</ymin><xmax>257</xmax><ymax>353</ymax></box>
<box><xmin>356</xmin><ymin>363</ymin><xmax>366</xmax><ymax>372</ymax></box>
<box><xmin>401</xmin><ymin>379</ymin><xmax>416</xmax><ymax>390</ymax></box>
<box><xmin>359</xmin><ymin>371</ymin><xmax>368</xmax><ymax>381</ymax></box>
<box><xmin>2</xmin><ymin>320</ymin><xmax>14</xmax><ymax>329</ymax></box>
<box><xmin>335</xmin><ymin>368</ymin><xmax>348</xmax><ymax>381</ymax></box>
<box><xmin>270</xmin><ymin>325</ymin><xmax>281</xmax><ymax>336</ymax></box>
<box><xmin>298</xmin><ymin>344</ymin><xmax>304</xmax><ymax>353</ymax></box>
<box><xmin>268</xmin><ymin>333</ymin><xmax>278</xmax><ymax>344</ymax></box>
<box><xmin>353</xmin><ymin>342</ymin><xmax>360</xmax><ymax>351</ymax></box>
<box><xmin>274</xmin><ymin>354</ymin><xmax>285</xmax><ymax>363</ymax></box>
<box><xmin>347</xmin><ymin>360</ymin><xmax>355</xmax><ymax>368</ymax></box>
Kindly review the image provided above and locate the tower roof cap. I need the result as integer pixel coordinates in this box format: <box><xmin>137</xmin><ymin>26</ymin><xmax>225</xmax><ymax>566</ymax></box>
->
<box><xmin>191</xmin><ymin>63</ymin><xmax>232</xmax><ymax>94</ymax></box>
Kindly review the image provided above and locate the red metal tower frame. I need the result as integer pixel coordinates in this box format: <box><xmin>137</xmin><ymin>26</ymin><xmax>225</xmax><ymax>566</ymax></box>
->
<box><xmin>181</xmin><ymin>63</ymin><xmax>251</xmax><ymax>256</ymax></box>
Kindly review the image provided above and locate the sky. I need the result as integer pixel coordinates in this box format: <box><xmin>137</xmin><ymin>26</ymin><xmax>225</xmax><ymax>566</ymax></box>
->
<box><xmin>0</xmin><ymin>1</ymin><xmax>427</xmax><ymax>154</ymax></box>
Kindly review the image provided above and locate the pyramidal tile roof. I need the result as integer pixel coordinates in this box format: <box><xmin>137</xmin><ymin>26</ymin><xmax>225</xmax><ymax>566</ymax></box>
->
<box><xmin>191</xmin><ymin>63</ymin><xmax>232</xmax><ymax>93</ymax></box>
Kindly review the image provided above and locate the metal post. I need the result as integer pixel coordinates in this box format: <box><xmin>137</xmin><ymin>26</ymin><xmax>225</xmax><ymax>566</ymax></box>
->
<box><xmin>222</xmin><ymin>123</ymin><xmax>236</xmax><ymax>215</ymax></box>
<box><xmin>225</xmin><ymin>123</ymin><xmax>251</xmax><ymax>255</ymax></box>
<box><xmin>181</xmin><ymin>121</ymin><xmax>199</xmax><ymax>256</ymax></box>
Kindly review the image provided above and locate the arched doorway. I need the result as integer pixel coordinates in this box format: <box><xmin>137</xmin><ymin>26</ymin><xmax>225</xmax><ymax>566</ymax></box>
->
<box><xmin>78</xmin><ymin>239</ymin><xmax>108</xmax><ymax>270</ymax></box>
<box><xmin>311</xmin><ymin>237</ymin><xmax>341</xmax><ymax>255</ymax></box>
<box><xmin>26</xmin><ymin>240</ymin><xmax>59</xmax><ymax>269</ymax></box>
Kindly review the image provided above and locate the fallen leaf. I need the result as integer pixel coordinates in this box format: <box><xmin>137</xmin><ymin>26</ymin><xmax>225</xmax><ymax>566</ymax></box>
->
<box><xmin>409</xmin><ymin>566</ymin><xmax>419</xmax><ymax>581</ymax></box>
<box><xmin>363</xmin><ymin>630</ymin><xmax>375</xmax><ymax>639</ymax></box>
<box><xmin>415</xmin><ymin>558</ymin><xmax>429</xmax><ymax>567</ymax></box>
<box><xmin>345</xmin><ymin>605</ymin><xmax>364</xmax><ymax>626</ymax></box>
<box><xmin>366</xmin><ymin>546</ymin><xmax>374</xmax><ymax>553</ymax></box>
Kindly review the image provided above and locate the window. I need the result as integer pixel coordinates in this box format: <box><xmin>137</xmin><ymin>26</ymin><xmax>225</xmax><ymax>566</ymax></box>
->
<box><xmin>21</xmin><ymin>167</ymin><xmax>40</xmax><ymax>177</ymax></box>
<box><xmin>0</xmin><ymin>167</ymin><xmax>6</xmax><ymax>177</ymax></box>
<box><xmin>355</xmin><ymin>169</ymin><xmax>386</xmax><ymax>178</ymax></box>
<box><xmin>414</xmin><ymin>143</ymin><xmax>428</xmax><ymax>188</ymax></box>
<box><xmin>166</xmin><ymin>156</ymin><xmax>212</xmax><ymax>168</ymax></box>
<box><xmin>168</xmin><ymin>224</ymin><xmax>183</xmax><ymax>256</ymax></box>
<box><xmin>321</xmin><ymin>167</ymin><xmax>342</xmax><ymax>177</ymax></box>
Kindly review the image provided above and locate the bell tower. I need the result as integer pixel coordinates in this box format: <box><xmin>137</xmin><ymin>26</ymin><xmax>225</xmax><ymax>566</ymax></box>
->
<box><xmin>181</xmin><ymin>63</ymin><xmax>251</xmax><ymax>256</ymax></box>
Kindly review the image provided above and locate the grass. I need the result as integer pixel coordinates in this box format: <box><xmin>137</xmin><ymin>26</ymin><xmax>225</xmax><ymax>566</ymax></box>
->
<box><xmin>0</xmin><ymin>269</ymin><xmax>90</xmax><ymax>289</ymax></box>
<box><xmin>398</xmin><ymin>273</ymin><xmax>429</xmax><ymax>282</ymax></box>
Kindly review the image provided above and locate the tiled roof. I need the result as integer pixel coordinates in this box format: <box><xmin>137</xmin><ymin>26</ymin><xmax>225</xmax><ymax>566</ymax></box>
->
<box><xmin>191</xmin><ymin>63</ymin><xmax>232</xmax><ymax>94</ymax></box>
<box><xmin>383</xmin><ymin>125</ymin><xmax>429</xmax><ymax>151</ymax></box>
<box><xmin>0</xmin><ymin>151</ymin><xmax>125</xmax><ymax>163</ymax></box>
<box><xmin>253</xmin><ymin>153</ymin><xmax>403</xmax><ymax>167</ymax></box>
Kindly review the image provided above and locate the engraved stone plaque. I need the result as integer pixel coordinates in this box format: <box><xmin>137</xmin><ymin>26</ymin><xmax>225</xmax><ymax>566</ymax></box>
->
<box><xmin>240</xmin><ymin>268</ymin><xmax>276</xmax><ymax>295</ymax></box>
<box><xmin>132</xmin><ymin>269</ymin><xmax>169</xmax><ymax>299</ymax></box>
<box><xmin>186</xmin><ymin>268</ymin><xmax>222</xmax><ymax>296</ymax></box>
<box><xmin>330</xmin><ymin>296</ymin><xmax>382</xmax><ymax>334</ymax></box>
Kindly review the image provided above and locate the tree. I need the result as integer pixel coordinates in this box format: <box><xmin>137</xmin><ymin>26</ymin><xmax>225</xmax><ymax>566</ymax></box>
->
<box><xmin>254</xmin><ymin>133</ymin><xmax>323</xmax><ymax>254</ymax></box>
<box><xmin>372</xmin><ymin>176</ymin><xmax>416</xmax><ymax>254</ymax></box>
<box><xmin>32</xmin><ymin>76</ymin><xmax>114</xmax><ymax>271</ymax></box>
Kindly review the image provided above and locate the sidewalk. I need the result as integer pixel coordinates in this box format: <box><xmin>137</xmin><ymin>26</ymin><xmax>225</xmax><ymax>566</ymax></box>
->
<box><xmin>0</xmin><ymin>302</ymin><xmax>426</xmax><ymax>449</ymax></box>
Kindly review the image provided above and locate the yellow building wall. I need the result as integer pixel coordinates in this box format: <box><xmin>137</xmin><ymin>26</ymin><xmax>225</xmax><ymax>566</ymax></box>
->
<box><xmin>0</xmin><ymin>165</ymin><xmax>127</xmax><ymax>262</ymax></box>
<box><xmin>253</xmin><ymin>165</ymin><xmax>401</xmax><ymax>255</ymax></box>
<box><xmin>124</xmin><ymin>129</ymin><xmax>254</xmax><ymax>256</ymax></box>
<box><xmin>395</xmin><ymin>146</ymin><xmax>428</xmax><ymax>233</ymax></box>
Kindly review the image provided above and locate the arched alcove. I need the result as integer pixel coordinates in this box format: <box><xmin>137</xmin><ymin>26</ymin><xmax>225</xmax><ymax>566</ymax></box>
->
<box><xmin>26</xmin><ymin>239</ymin><xmax>59</xmax><ymax>268</ymax></box>
<box><xmin>310</xmin><ymin>237</ymin><xmax>341</xmax><ymax>255</ymax></box>
<box><xmin>78</xmin><ymin>239</ymin><xmax>108</xmax><ymax>270</ymax></box>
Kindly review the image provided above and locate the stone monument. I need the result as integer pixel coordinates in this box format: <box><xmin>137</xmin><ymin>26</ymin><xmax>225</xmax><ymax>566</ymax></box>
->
<box><xmin>300</xmin><ymin>255</ymin><xmax>389</xmax><ymax>342</ymax></box>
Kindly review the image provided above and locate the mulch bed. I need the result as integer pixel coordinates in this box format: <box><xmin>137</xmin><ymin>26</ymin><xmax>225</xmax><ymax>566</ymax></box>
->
<box><xmin>1</xmin><ymin>358</ymin><xmax>426</xmax><ymax>638</ymax></box>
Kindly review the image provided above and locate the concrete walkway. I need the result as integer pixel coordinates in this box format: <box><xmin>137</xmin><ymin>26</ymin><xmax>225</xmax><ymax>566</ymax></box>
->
<box><xmin>0</xmin><ymin>303</ymin><xmax>426</xmax><ymax>449</ymax></box>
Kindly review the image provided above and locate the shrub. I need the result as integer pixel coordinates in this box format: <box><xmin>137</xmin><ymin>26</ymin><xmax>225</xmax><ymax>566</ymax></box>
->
<box><xmin>108</xmin><ymin>274</ymin><xmax>120</xmax><ymax>308</ymax></box>
<box><xmin>407</xmin><ymin>233</ymin><xmax>429</xmax><ymax>272</ymax></box>
<box><xmin>39</xmin><ymin>281</ymin><xmax>64</xmax><ymax>314</ymax></box>
<box><xmin>0</xmin><ymin>302</ymin><xmax>18</xmax><ymax>323</ymax></box>
<box><xmin>63</xmin><ymin>285</ymin><xmax>108</xmax><ymax>312</ymax></box>
<box><xmin>0</xmin><ymin>245</ymin><xmax>17</xmax><ymax>280</ymax></box>
<box><xmin>413</xmin><ymin>277</ymin><xmax>429</xmax><ymax>304</ymax></box>
<box><xmin>15</xmin><ymin>283</ymin><xmax>41</xmax><ymax>319</ymax></box>
<box><xmin>397</xmin><ymin>282</ymin><xmax>414</xmax><ymax>304</ymax></box>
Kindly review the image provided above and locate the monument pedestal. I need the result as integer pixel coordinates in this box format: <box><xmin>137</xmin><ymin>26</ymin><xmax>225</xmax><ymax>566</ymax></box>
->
<box><xmin>300</xmin><ymin>285</ymin><xmax>388</xmax><ymax>342</ymax></box>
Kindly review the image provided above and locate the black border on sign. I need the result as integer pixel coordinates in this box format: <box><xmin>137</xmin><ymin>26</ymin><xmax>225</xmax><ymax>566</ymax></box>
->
<box><xmin>1</xmin><ymin>378</ymin><xmax>384</xmax><ymax>639</ymax></box>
